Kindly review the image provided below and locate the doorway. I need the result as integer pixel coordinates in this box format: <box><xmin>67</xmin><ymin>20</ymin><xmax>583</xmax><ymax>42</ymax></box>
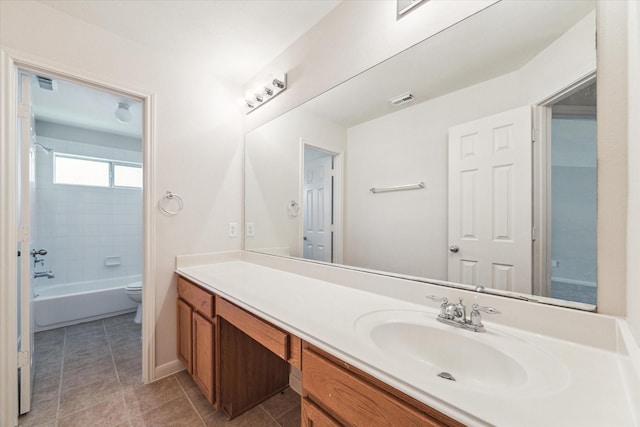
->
<box><xmin>535</xmin><ymin>76</ymin><xmax>597</xmax><ymax>305</ymax></box>
<box><xmin>1</xmin><ymin>53</ymin><xmax>154</xmax><ymax>425</ymax></box>
<box><xmin>302</xmin><ymin>146</ymin><xmax>341</xmax><ymax>263</ymax></box>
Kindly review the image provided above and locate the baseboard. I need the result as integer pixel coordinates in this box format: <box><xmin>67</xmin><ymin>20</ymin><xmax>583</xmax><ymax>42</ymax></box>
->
<box><xmin>154</xmin><ymin>359</ymin><xmax>185</xmax><ymax>381</ymax></box>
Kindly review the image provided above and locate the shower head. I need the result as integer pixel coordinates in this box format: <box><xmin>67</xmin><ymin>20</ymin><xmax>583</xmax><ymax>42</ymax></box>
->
<box><xmin>34</xmin><ymin>142</ymin><xmax>53</xmax><ymax>153</ymax></box>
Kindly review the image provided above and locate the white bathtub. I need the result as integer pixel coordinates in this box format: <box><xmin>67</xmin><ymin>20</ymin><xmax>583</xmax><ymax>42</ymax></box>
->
<box><xmin>33</xmin><ymin>275</ymin><xmax>140</xmax><ymax>332</ymax></box>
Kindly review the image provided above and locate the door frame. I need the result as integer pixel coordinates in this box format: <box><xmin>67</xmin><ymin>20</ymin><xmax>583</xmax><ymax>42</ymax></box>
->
<box><xmin>299</xmin><ymin>140</ymin><xmax>344</xmax><ymax>265</ymax></box>
<box><xmin>532</xmin><ymin>71</ymin><xmax>596</xmax><ymax>298</ymax></box>
<box><xmin>0</xmin><ymin>49</ymin><xmax>157</xmax><ymax>426</ymax></box>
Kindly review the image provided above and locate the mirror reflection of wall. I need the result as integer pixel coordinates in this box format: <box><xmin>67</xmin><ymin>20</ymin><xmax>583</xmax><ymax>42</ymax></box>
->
<box><xmin>245</xmin><ymin>0</ymin><xmax>597</xmax><ymax>308</ymax></box>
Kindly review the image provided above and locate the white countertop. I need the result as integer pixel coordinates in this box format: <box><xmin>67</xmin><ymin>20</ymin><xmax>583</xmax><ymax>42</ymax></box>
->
<box><xmin>176</xmin><ymin>256</ymin><xmax>639</xmax><ymax>427</ymax></box>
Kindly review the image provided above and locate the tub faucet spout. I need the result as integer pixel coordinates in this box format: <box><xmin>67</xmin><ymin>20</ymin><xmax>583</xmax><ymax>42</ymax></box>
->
<box><xmin>34</xmin><ymin>271</ymin><xmax>55</xmax><ymax>279</ymax></box>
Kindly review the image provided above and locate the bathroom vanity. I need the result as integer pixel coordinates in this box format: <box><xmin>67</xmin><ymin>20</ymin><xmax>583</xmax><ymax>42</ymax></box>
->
<box><xmin>176</xmin><ymin>251</ymin><xmax>640</xmax><ymax>426</ymax></box>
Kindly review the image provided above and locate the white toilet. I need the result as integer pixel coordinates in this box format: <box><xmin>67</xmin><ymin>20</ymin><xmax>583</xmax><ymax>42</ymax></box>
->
<box><xmin>125</xmin><ymin>281</ymin><xmax>142</xmax><ymax>324</ymax></box>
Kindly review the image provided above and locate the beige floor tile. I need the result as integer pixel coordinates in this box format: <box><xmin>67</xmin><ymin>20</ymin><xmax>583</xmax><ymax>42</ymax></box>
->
<box><xmin>18</xmin><ymin>385</ymin><xmax>59</xmax><ymax>427</ymax></box>
<box><xmin>118</xmin><ymin>366</ymin><xmax>144</xmax><ymax>390</ymax></box>
<box><xmin>259</xmin><ymin>388</ymin><xmax>300</xmax><ymax>420</ymax></box>
<box><xmin>62</xmin><ymin>357</ymin><xmax>117</xmax><ymax>392</ymax></box>
<box><xmin>58</xmin><ymin>377</ymin><xmax>121</xmax><ymax>418</ymax></box>
<box><xmin>123</xmin><ymin>376</ymin><xmax>183</xmax><ymax>418</ymax></box>
<box><xmin>63</xmin><ymin>352</ymin><xmax>113</xmax><ymax>373</ymax></box>
<box><xmin>175</xmin><ymin>371</ymin><xmax>217</xmax><ymax>419</ymax></box>
<box><xmin>58</xmin><ymin>394</ymin><xmax>129</xmax><ymax>427</ymax></box>
<box><xmin>34</xmin><ymin>354</ymin><xmax>63</xmax><ymax>382</ymax></box>
<box><xmin>32</xmin><ymin>374</ymin><xmax>60</xmax><ymax>398</ymax></box>
<box><xmin>34</xmin><ymin>328</ymin><xmax>65</xmax><ymax>345</ymax></box>
<box><xmin>203</xmin><ymin>405</ymin><xmax>278</xmax><ymax>427</ymax></box>
<box><xmin>275</xmin><ymin>404</ymin><xmax>301</xmax><ymax>427</ymax></box>
<box><xmin>103</xmin><ymin>313</ymin><xmax>136</xmax><ymax>327</ymax></box>
<box><xmin>108</xmin><ymin>330</ymin><xmax>142</xmax><ymax>348</ymax></box>
<box><xmin>129</xmin><ymin>395</ymin><xmax>204</xmax><ymax>427</ymax></box>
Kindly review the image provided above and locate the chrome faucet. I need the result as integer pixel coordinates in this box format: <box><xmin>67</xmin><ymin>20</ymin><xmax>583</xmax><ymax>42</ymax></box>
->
<box><xmin>34</xmin><ymin>271</ymin><xmax>55</xmax><ymax>279</ymax></box>
<box><xmin>426</xmin><ymin>296</ymin><xmax>500</xmax><ymax>332</ymax></box>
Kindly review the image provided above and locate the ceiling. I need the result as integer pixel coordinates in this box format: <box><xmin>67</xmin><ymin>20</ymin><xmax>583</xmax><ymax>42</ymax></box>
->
<box><xmin>37</xmin><ymin>0</ymin><xmax>342</xmax><ymax>84</ymax></box>
<box><xmin>298</xmin><ymin>0</ymin><xmax>594</xmax><ymax>128</ymax></box>
<box><xmin>30</xmin><ymin>0</ymin><xmax>342</xmax><ymax>140</ymax></box>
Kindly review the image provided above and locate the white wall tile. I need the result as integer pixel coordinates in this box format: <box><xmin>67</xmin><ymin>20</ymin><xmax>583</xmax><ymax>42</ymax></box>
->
<box><xmin>35</xmin><ymin>134</ymin><xmax>142</xmax><ymax>285</ymax></box>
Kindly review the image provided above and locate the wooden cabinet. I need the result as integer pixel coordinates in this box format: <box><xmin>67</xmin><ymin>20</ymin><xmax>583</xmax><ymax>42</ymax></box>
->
<box><xmin>301</xmin><ymin>398</ymin><xmax>341</xmax><ymax>427</ymax></box>
<box><xmin>177</xmin><ymin>277</ymin><xmax>216</xmax><ymax>405</ymax></box>
<box><xmin>217</xmin><ymin>297</ymin><xmax>291</xmax><ymax>419</ymax></box>
<box><xmin>176</xmin><ymin>275</ymin><xmax>293</xmax><ymax>419</ymax></box>
<box><xmin>302</xmin><ymin>346</ymin><xmax>464</xmax><ymax>427</ymax></box>
<box><xmin>177</xmin><ymin>273</ymin><xmax>462</xmax><ymax>426</ymax></box>
<box><xmin>192</xmin><ymin>311</ymin><xmax>215</xmax><ymax>402</ymax></box>
<box><xmin>176</xmin><ymin>298</ymin><xmax>193</xmax><ymax>373</ymax></box>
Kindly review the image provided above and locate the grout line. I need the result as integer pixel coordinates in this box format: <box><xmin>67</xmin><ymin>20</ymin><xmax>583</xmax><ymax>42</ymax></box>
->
<box><xmin>54</xmin><ymin>327</ymin><xmax>67</xmax><ymax>427</ymax></box>
<box><xmin>260</xmin><ymin>405</ymin><xmax>282</xmax><ymax>426</ymax></box>
<box><xmin>174</xmin><ymin>374</ymin><xmax>207</xmax><ymax>426</ymax></box>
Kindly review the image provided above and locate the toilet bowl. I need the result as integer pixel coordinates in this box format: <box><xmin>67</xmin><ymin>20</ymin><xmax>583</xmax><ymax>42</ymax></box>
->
<box><xmin>125</xmin><ymin>281</ymin><xmax>142</xmax><ymax>324</ymax></box>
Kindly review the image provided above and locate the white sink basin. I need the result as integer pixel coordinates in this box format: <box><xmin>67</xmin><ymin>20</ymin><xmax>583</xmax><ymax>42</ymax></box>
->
<box><xmin>354</xmin><ymin>310</ymin><xmax>570</xmax><ymax>397</ymax></box>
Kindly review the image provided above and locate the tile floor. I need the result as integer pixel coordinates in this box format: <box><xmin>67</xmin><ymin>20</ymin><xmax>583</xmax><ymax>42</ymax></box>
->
<box><xmin>19</xmin><ymin>312</ymin><xmax>301</xmax><ymax>427</ymax></box>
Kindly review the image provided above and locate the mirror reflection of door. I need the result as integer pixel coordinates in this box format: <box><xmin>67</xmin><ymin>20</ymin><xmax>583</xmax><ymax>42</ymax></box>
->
<box><xmin>548</xmin><ymin>81</ymin><xmax>597</xmax><ymax>305</ymax></box>
<box><xmin>448</xmin><ymin>106</ymin><xmax>533</xmax><ymax>294</ymax></box>
<box><xmin>303</xmin><ymin>147</ymin><xmax>335</xmax><ymax>263</ymax></box>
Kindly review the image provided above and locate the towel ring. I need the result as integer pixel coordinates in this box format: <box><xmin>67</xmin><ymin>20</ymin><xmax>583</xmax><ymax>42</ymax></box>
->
<box><xmin>159</xmin><ymin>191</ymin><xmax>183</xmax><ymax>216</ymax></box>
<box><xmin>288</xmin><ymin>200</ymin><xmax>301</xmax><ymax>218</ymax></box>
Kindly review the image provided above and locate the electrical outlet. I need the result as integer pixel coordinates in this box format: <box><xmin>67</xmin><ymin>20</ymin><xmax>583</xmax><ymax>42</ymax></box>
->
<box><xmin>228</xmin><ymin>222</ymin><xmax>238</xmax><ymax>237</ymax></box>
<box><xmin>246</xmin><ymin>222</ymin><xmax>255</xmax><ymax>237</ymax></box>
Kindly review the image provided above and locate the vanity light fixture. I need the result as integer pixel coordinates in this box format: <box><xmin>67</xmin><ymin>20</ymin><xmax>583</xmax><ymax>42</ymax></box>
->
<box><xmin>241</xmin><ymin>73</ymin><xmax>287</xmax><ymax>114</ymax></box>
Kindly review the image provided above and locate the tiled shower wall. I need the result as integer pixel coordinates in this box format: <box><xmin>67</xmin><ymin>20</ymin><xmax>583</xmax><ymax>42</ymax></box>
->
<box><xmin>35</xmin><ymin>134</ymin><xmax>142</xmax><ymax>287</ymax></box>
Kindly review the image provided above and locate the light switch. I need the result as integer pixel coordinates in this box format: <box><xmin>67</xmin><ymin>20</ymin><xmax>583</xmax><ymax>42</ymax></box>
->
<box><xmin>246</xmin><ymin>222</ymin><xmax>255</xmax><ymax>237</ymax></box>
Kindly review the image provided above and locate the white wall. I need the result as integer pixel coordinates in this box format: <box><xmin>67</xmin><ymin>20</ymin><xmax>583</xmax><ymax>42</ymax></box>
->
<box><xmin>597</xmin><ymin>1</ymin><xmax>629</xmax><ymax>316</ymax></box>
<box><xmin>0</xmin><ymin>1</ymin><xmax>244</xmax><ymax>369</ymax></box>
<box><xmin>627</xmin><ymin>0</ymin><xmax>640</xmax><ymax>344</ymax></box>
<box><xmin>34</xmin><ymin>132</ymin><xmax>142</xmax><ymax>287</ymax></box>
<box><xmin>344</xmin><ymin>12</ymin><xmax>595</xmax><ymax>280</ymax></box>
<box><xmin>245</xmin><ymin>109</ymin><xmax>346</xmax><ymax>256</ymax></box>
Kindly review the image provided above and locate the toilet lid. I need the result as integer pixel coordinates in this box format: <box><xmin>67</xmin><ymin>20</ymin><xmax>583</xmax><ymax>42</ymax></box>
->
<box><xmin>126</xmin><ymin>281</ymin><xmax>142</xmax><ymax>290</ymax></box>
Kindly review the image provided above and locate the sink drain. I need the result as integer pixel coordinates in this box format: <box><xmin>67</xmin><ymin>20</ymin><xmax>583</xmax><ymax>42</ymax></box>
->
<box><xmin>437</xmin><ymin>371</ymin><xmax>456</xmax><ymax>381</ymax></box>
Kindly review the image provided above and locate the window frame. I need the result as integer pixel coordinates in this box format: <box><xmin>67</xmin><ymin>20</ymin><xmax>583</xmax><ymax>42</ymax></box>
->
<box><xmin>53</xmin><ymin>152</ymin><xmax>142</xmax><ymax>189</ymax></box>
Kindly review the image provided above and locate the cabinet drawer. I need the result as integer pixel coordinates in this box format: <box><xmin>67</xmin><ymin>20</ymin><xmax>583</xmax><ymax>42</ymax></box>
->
<box><xmin>217</xmin><ymin>298</ymin><xmax>289</xmax><ymax>360</ymax></box>
<box><xmin>301</xmin><ymin>398</ymin><xmax>341</xmax><ymax>427</ymax></box>
<box><xmin>302</xmin><ymin>349</ymin><xmax>444</xmax><ymax>427</ymax></box>
<box><xmin>177</xmin><ymin>276</ymin><xmax>214</xmax><ymax>319</ymax></box>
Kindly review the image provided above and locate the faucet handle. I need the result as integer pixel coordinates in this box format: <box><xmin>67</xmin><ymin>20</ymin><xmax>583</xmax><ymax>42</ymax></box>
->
<box><xmin>470</xmin><ymin>304</ymin><xmax>500</xmax><ymax>331</ymax></box>
<box><xmin>426</xmin><ymin>295</ymin><xmax>449</xmax><ymax>318</ymax></box>
<box><xmin>472</xmin><ymin>304</ymin><xmax>500</xmax><ymax>315</ymax></box>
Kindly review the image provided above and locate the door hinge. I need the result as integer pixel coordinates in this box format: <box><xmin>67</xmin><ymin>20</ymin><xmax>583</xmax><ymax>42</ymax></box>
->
<box><xmin>18</xmin><ymin>102</ymin><xmax>30</xmax><ymax>119</ymax></box>
<box><xmin>531</xmin><ymin>127</ymin><xmax>536</xmax><ymax>143</ymax></box>
<box><xmin>532</xmin><ymin>226</ymin><xmax>536</xmax><ymax>241</ymax></box>
<box><xmin>17</xmin><ymin>351</ymin><xmax>29</xmax><ymax>369</ymax></box>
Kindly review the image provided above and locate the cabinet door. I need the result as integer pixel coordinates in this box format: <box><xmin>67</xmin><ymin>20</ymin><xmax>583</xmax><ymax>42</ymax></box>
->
<box><xmin>177</xmin><ymin>298</ymin><xmax>193</xmax><ymax>373</ymax></box>
<box><xmin>193</xmin><ymin>311</ymin><xmax>215</xmax><ymax>403</ymax></box>
<box><xmin>302</xmin><ymin>398</ymin><xmax>341</xmax><ymax>427</ymax></box>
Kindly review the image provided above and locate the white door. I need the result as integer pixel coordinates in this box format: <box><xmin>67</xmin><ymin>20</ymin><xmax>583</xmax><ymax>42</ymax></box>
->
<box><xmin>303</xmin><ymin>155</ymin><xmax>333</xmax><ymax>262</ymax></box>
<box><xmin>18</xmin><ymin>72</ymin><xmax>36</xmax><ymax>413</ymax></box>
<box><xmin>448</xmin><ymin>106</ymin><xmax>532</xmax><ymax>293</ymax></box>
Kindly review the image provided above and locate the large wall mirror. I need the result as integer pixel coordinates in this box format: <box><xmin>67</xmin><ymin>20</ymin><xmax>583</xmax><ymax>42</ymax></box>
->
<box><xmin>245</xmin><ymin>0</ymin><xmax>597</xmax><ymax>310</ymax></box>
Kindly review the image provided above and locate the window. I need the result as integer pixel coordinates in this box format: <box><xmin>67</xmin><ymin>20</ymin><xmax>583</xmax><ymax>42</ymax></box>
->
<box><xmin>54</xmin><ymin>153</ymin><xmax>142</xmax><ymax>189</ymax></box>
<box><xmin>114</xmin><ymin>163</ymin><xmax>142</xmax><ymax>188</ymax></box>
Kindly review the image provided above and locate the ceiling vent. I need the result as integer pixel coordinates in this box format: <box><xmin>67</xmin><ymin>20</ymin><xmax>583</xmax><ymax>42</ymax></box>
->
<box><xmin>36</xmin><ymin>76</ymin><xmax>56</xmax><ymax>91</ymax></box>
<box><xmin>388</xmin><ymin>92</ymin><xmax>414</xmax><ymax>106</ymax></box>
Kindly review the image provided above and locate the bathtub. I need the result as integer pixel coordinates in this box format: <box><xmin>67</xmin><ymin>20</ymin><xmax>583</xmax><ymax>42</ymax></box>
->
<box><xmin>33</xmin><ymin>275</ymin><xmax>140</xmax><ymax>332</ymax></box>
